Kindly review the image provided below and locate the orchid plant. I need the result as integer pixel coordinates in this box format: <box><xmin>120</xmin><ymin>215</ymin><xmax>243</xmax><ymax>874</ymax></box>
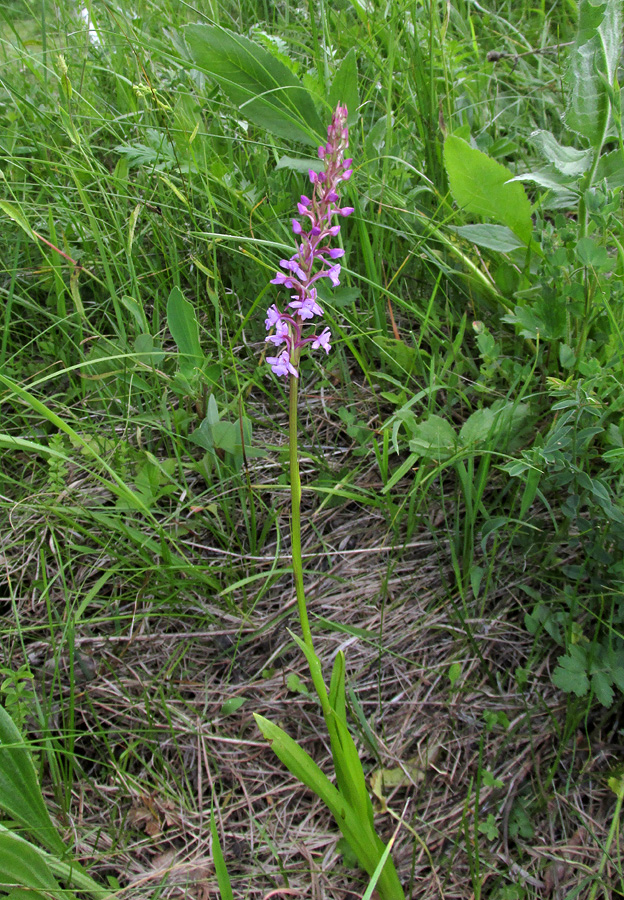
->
<box><xmin>254</xmin><ymin>107</ymin><xmax>405</xmax><ymax>900</ymax></box>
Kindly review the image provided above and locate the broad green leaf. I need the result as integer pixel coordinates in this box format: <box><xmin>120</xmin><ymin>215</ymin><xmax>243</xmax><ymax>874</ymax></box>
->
<box><xmin>452</xmin><ymin>224</ymin><xmax>526</xmax><ymax>253</ymax></box>
<box><xmin>591</xmin><ymin>670</ymin><xmax>614</xmax><ymax>707</ymax></box>
<box><xmin>185</xmin><ymin>25</ymin><xmax>324</xmax><ymax>145</ymax></box>
<box><xmin>444</xmin><ymin>135</ymin><xmax>533</xmax><ymax>243</ymax></box>
<box><xmin>564</xmin><ymin>0</ymin><xmax>622</xmax><ymax>145</ymax></box>
<box><xmin>166</xmin><ymin>286</ymin><xmax>204</xmax><ymax>373</ymax></box>
<box><xmin>0</xmin><ymin>706</ymin><xmax>66</xmax><ymax>856</ymax></box>
<box><xmin>210</xmin><ymin>805</ymin><xmax>234</xmax><ymax>900</ymax></box>
<box><xmin>0</xmin><ymin>832</ymin><xmax>69</xmax><ymax>899</ymax></box>
<box><xmin>328</xmin><ymin>49</ymin><xmax>359</xmax><ymax>125</ymax></box>
<box><xmin>408</xmin><ymin>415</ymin><xmax>456</xmax><ymax>461</ymax></box>
<box><xmin>552</xmin><ymin>647</ymin><xmax>590</xmax><ymax>697</ymax></box>
<box><xmin>529</xmin><ymin>130</ymin><xmax>592</xmax><ymax>176</ymax></box>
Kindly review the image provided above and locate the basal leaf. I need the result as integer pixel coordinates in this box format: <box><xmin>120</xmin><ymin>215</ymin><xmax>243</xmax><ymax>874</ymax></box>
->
<box><xmin>210</xmin><ymin>805</ymin><xmax>234</xmax><ymax>900</ymax></box>
<box><xmin>185</xmin><ymin>24</ymin><xmax>324</xmax><ymax>145</ymax></box>
<box><xmin>0</xmin><ymin>832</ymin><xmax>67</xmax><ymax>898</ymax></box>
<box><xmin>444</xmin><ymin>135</ymin><xmax>533</xmax><ymax>243</ymax></box>
<box><xmin>0</xmin><ymin>706</ymin><xmax>66</xmax><ymax>856</ymax></box>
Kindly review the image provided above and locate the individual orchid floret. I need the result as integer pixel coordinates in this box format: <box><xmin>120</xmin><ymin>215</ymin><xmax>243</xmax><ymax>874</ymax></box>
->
<box><xmin>267</xmin><ymin>349</ymin><xmax>299</xmax><ymax>378</ymax></box>
<box><xmin>265</xmin><ymin>319</ymin><xmax>290</xmax><ymax>346</ymax></box>
<box><xmin>311</xmin><ymin>328</ymin><xmax>331</xmax><ymax>353</ymax></box>
<box><xmin>265</xmin><ymin>304</ymin><xmax>282</xmax><ymax>330</ymax></box>
<box><xmin>289</xmin><ymin>293</ymin><xmax>323</xmax><ymax>320</ymax></box>
<box><xmin>262</xmin><ymin>104</ymin><xmax>353</xmax><ymax>377</ymax></box>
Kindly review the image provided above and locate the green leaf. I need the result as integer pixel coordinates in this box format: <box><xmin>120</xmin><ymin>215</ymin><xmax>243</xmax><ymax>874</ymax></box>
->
<box><xmin>329</xmin><ymin>651</ymin><xmax>347</xmax><ymax>725</ymax></box>
<box><xmin>0</xmin><ymin>706</ymin><xmax>67</xmax><ymax>856</ymax></box>
<box><xmin>530</xmin><ymin>130</ymin><xmax>593</xmax><ymax>176</ymax></box>
<box><xmin>254</xmin><ymin>715</ymin><xmax>405</xmax><ymax>898</ymax></box>
<box><xmin>0</xmin><ymin>201</ymin><xmax>36</xmax><ymax>239</ymax></box>
<box><xmin>408</xmin><ymin>415</ymin><xmax>456</xmax><ymax>461</ymax></box>
<box><xmin>552</xmin><ymin>647</ymin><xmax>590</xmax><ymax>697</ymax></box>
<box><xmin>459</xmin><ymin>408</ymin><xmax>496</xmax><ymax>446</ymax></box>
<box><xmin>184</xmin><ymin>25</ymin><xmax>325</xmax><ymax>145</ymax></box>
<box><xmin>575</xmin><ymin>236</ymin><xmax>611</xmax><ymax>269</ymax></box>
<box><xmin>564</xmin><ymin>0</ymin><xmax>622</xmax><ymax>145</ymax></box>
<box><xmin>276</xmin><ymin>155</ymin><xmax>324</xmax><ymax>174</ymax></box>
<box><xmin>220</xmin><ymin>697</ymin><xmax>246</xmax><ymax>716</ymax></box>
<box><xmin>0</xmin><ymin>832</ymin><xmax>70</xmax><ymax>899</ymax></box>
<box><xmin>591</xmin><ymin>670</ymin><xmax>614</xmax><ymax>707</ymax></box>
<box><xmin>210</xmin><ymin>805</ymin><xmax>233</xmax><ymax>900</ymax></box>
<box><xmin>166</xmin><ymin>286</ymin><xmax>204</xmax><ymax>374</ymax></box>
<box><xmin>328</xmin><ymin>49</ymin><xmax>359</xmax><ymax>125</ymax></box>
<box><xmin>443</xmin><ymin>134</ymin><xmax>533</xmax><ymax>243</ymax></box>
<box><xmin>452</xmin><ymin>224</ymin><xmax>526</xmax><ymax>253</ymax></box>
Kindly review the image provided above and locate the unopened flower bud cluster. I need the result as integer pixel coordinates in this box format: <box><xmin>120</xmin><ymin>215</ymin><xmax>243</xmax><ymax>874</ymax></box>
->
<box><xmin>264</xmin><ymin>105</ymin><xmax>354</xmax><ymax>377</ymax></box>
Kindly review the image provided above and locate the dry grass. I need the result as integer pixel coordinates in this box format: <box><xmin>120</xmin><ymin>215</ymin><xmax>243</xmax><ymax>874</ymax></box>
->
<box><xmin>0</xmin><ymin>396</ymin><xmax>621</xmax><ymax>900</ymax></box>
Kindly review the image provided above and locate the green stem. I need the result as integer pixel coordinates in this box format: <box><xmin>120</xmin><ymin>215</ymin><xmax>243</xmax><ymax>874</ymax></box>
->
<box><xmin>289</xmin><ymin>372</ymin><xmax>312</xmax><ymax>649</ymax></box>
<box><xmin>289</xmin><ymin>373</ymin><xmax>331</xmax><ymax>718</ymax></box>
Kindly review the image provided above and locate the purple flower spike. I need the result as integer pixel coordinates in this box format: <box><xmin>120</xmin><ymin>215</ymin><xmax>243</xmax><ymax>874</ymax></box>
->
<box><xmin>262</xmin><ymin>105</ymin><xmax>353</xmax><ymax>377</ymax></box>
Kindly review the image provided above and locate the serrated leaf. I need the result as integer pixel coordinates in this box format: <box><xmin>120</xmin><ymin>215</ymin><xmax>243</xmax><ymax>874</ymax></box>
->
<box><xmin>185</xmin><ymin>24</ymin><xmax>324</xmax><ymax>145</ymax></box>
<box><xmin>552</xmin><ymin>648</ymin><xmax>590</xmax><ymax>697</ymax></box>
<box><xmin>564</xmin><ymin>0</ymin><xmax>622</xmax><ymax>145</ymax></box>
<box><xmin>443</xmin><ymin>135</ymin><xmax>533</xmax><ymax>243</ymax></box>
<box><xmin>591</xmin><ymin>670</ymin><xmax>614</xmax><ymax>707</ymax></box>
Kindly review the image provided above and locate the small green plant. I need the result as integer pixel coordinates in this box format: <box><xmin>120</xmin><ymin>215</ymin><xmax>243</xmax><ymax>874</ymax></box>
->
<box><xmin>0</xmin><ymin>705</ymin><xmax>113</xmax><ymax>899</ymax></box>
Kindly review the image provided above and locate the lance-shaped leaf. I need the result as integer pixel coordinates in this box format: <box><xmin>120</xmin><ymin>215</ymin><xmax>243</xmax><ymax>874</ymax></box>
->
<box><xmin>0</xmin><ymin>706</ymin><xmax>66</xmax><ymax>856</ymax></box>
<box><xmin>185</xmin><ymin>24</ymin><xmax>325</xmax><ymax>145</ymax></box>
<box><xmin>254</xmin><ymin>714</ymin><xmax>405</xmax><ymax>899</ymax></box>
<box><xmin>0</xmin><ymin>831</ymin><xmax>75</xmax><ymax>900</ymax></box>
<box><xmin>564</xmin><ymin>0</ymin><xmax>622</xmax><ymax>146</ymax></box>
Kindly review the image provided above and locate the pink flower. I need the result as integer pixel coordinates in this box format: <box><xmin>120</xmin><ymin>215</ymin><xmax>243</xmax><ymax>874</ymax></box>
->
<box><xmin>262</xmin><ymin>105</ymin><xmax>353</xmax><ymax>377</ymax></box>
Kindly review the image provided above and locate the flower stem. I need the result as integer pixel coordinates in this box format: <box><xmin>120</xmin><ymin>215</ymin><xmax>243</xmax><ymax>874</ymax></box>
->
<box><xmin>289</xmin><ymin>373</ymin><xmax>332</xmax><ymax>719</ymax></box>
<box><xmin>289</xmin><ymin>372</ymin><xmax>313</xmax><ymax>651</ymax></box>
